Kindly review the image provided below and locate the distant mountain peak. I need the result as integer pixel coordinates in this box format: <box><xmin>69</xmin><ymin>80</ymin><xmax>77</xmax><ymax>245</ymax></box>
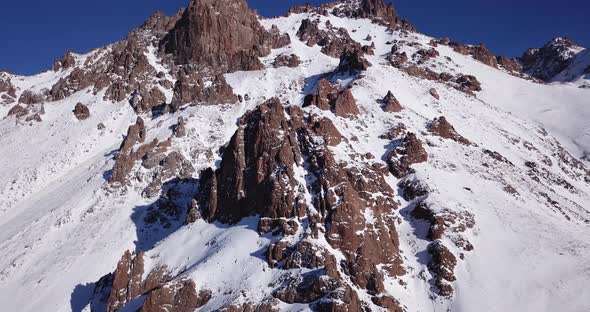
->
<box><xmin>520</xmin><ymin>36</ymin><xmax>586</xmax><ymax>82</ymax></box>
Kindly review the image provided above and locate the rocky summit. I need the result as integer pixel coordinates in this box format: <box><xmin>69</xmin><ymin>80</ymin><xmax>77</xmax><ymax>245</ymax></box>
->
<box><xmin>0</xmin><ymin>0</ymin><xmax>590</xmax><ymax>312</ymax></box>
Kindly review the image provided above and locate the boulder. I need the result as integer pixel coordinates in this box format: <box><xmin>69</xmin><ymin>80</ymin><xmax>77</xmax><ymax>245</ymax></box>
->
<box><xmin>429</xmin><ymin>88</ymin><xmax>440</xmax><ymax>100</ymax></box>
<box><xmin>73</xmin><ymin>102</ymin><xmax>90</xmax><ymax>120</ymax></box>
<box><xmin>272</xmin><ymin>54</ymin><xmax>301</xmax><ymax>68</ymax></box>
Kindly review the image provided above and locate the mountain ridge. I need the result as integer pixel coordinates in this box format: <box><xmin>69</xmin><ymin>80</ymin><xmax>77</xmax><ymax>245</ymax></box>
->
<box><xmin>0</xmin><ymin>1</ymin><xmax>589</xmax><ymax>311</ymax></box>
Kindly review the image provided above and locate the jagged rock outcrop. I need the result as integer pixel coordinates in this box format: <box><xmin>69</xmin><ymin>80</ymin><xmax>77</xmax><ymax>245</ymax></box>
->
<box><xmin>100</xmin><ymin>250</ymin><xmax>210</xmax><ymax>312</ymax></box>
<box><xmin>7</xmin><ymin>105</ymin><xmax>28</xmax><ymax>118</ymax></box>
<box><xmin>106</xmin><ymin>250</ymin><xmax>147</xmax><ymax>312</ymax></box>
<box><xmin>161</xmin><ymin>0</ymin><xmax>289</xmax><ymax>72</ymax></box>
<box><xmin>413</xmin><ymin>48</ymin><xmax>439</xmax><ymax>64</ymax></box>
<box><xmin>337</xmin><ymin>49</ymin><xmax>371</xmax><ymax>74</ymax></box>
<box><xmin>109</xmin><ymin>117</ymin><xmax>147</xmax><ymax>186</ymax></box>
<box><xmin>52</xmin><ymin>51</ymin><xmax>77</xmax><ymax>71</ymax></box>
<box><xmin>428</xmin><ymin>116</ymin><xmax>471</xmax><ymax>145</ymax></box>
<box><xmin>497</xmin><ymin>56</ymin><xmax>522</xmax><ymax>73</ymax></box>
<box><xmin>303</xmin><ymin>79</ymin><xmax>359</xmax><ymax>117</ymax></box>
<box><xmin>381</xmin><ymin>90</ymin><xmax>402</xmax><ymax>112</ymax></box>
<box><xmin>332</xmin><ymin>0</ymin><xmax>415</xmax><ymax>31</ymax></box>
<box><xmin>198</xmin><ymin>98</ymin><xmax>303</xmax><ymax>223</ymax></box>
<box><xmin>189</xmin><ymin>98</ymin><xmax>405</xmax><ymax>309</ymax></box>
<box><xmin>454</xmin><ymin>74</ymin><xmax>482</xmax><ymax>94</ymax></box>
<box><xmin>272</xmin><ymin>54</ymin><xmax>301</xmax><ymax>68</ymax></box>
<box><xmin>0</xmin><ymin>74</ymin><xmax>16</xmax><ymax>104</ymax></box>
<box><xmin>173</xmin><ymin>117</ymin><xmax>187</xmax><ymax>138</ymax></box>
<box><xmin>427</xmin><ymin>241</ymin><xmax>458</xmax><ymax>297</ymax></box>
<box><xmin>296</xmin><ymin>18</ymin><xmax>363</xmax><ymax>58</ymax></box>
<box><xmin>387</xmin><ymin>133</ymin><xmax>428</xmax><ymax>178</ymax></box>
<box><xmin>310</xmin><ymin>115</ymin><xmax>342</xmax><ymax>146</ymax></box>
<box><xmin>139</xmin><ymin>280</ymin><xmax>211</xmax><ymax>312</ymax></box>
<box><xmin>171</xmin><ymin>70</ymin><xmax>238</xmax><ymax>107</ymax></box>
<box><xmin>73</xmin><ymin>102</ymin><xmax>90</xmax><ymax>120</ymax></box>
<box><xmin>519</xmin><ymin>37</ymin><xmax>583</xmax><ymax>81</ymax></box>
<box><xmin>19</xmin><ymin>89</ymin><xmax>48</xmax><ymax>105</ymax></box>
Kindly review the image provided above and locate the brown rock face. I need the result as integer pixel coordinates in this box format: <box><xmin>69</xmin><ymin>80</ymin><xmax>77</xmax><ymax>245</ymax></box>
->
<box><xmin>52</xmin><ymin>51</ymin><xmax>76</xmax><ymax>71</ymax></box>
<box><xmin>337</xmin><ymin>49</ymin><xmax>371</xmax><ymax>74</ymax></box>
<box><xmin>161</xmin><ymin>0</ymin><xmax>288</xmax><ymax>72</ymax></box>
<box><xmin>19</xmin><ymin>89</ymin><xmax>48</xmax><ymax>105</ymax></box>
<box><xmin>296</xmin><ymin>19</ymin><xmax>362</xmax><ymax>58</ymax></box>
<box><xmin>469</xmin><ymin>44</ymin><xmax>498</xmax><ymax>67</ymax></box>
<box><xmin>429</xmin><ymin>116</ymin><xmax>471</xmax><ymax>145</ymax></box>
<box><xmin>202</xmin><ymin>98</ymin><xmax>303</xmax><ymax>223</ymax></box>
<box><xmin>171</xmin><ymin>71</ymin><xmax>238</xmax><ymax>107</ymax></box>
<box><xmin>109</xmin><ymin>117</ymin><xmax>148</xmax><ymax>186</ymax></box>
<box><xmin>139</xmin><ymin>280</ymin><xmax>211</xmax><ymax>312</ymax></box>
<box><xmin>0</xmin><ymin>75</ymin><xmax>16</xmax><ymax>101</ymax></box>
<box><xmin>7</xmin><ymin>105</ymin><xmax>28</xmax><ymax>118</ymax></box>
<box><xmin>454</xmin><ymin>75</ymin><xmax>482</xmax><ymax>93</ymax></box>
<box><xmin>429</xmin><ymin>88</ymin><xmax>440</xmax><ymax>100</ymax></box>
<box><xmin>413</xmin><ymin>48</ymin><xmax>440</xmax><ymax>64</ymax></box>
<box><xmin>272</xmin><ymin>54</ymin><xmax>301</xmax><ymax>68</ymax></box>
<box><xmin>303</xmin><ymin>79</ymin><xmax>359</xmax><ymax>118</ymax></box>
<box><xmin>427</xmin><ymin>241</ymin><xmax>457</xmax><ymax>297</ymax></box>
<box><xmin>372</xmin><ymin>295</ymin><xmax>403</xmax><ymax>311</ymax></box>
<box><xmin>107</xmin><ymin>250</ymin><xmax>147</xmax><ymax>312</ymax></box>
<box><xmin>192</xmin><ymin>98</ymin><xmax>405</xmax><ymax>306</ymax></box>
<box><xmin>519</xmin><ymin>37</ymin><xmax>581</xmax><ymax>81</ymax></box>
<box><xmin>103</xmin><ymin>251</ymin><xmax>209</xmax><ymax>312</ymax></box>
<box><xmin>333</xmin><ymin>88</ymin><xmax>359</xmax><ymax>117</ymax></box>
<box><xmin>381</xmin><ymin>91</ymin><xmax>402</xmax><ymax>112</ymax></box>
<box><xmin>387</xmin><ymin>133</ymin><xmax>428</xmax><ymax>178</ymax></box>
<box><xmin>73</xmin><ymin>102</ymin><xmax>90</xmax><ymax>120</ymax></box>
<box><xmin>332</xmin><ymin>0</ymin><xmax>415</xmax><ymax>31</ymax></box>
<box><xmin>310</xmin><ymin>116</ymin><xmax>342</xmax><ymax>146</ymax></box>
<box><xmin>497</xmin><ymin>56</ymin><xmax>522</xmax><ymax>73</ymax></box>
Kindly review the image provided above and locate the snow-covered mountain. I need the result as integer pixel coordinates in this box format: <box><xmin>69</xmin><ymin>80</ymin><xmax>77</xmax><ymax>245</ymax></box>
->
<box><xmin>1</xmin><ymin>1</ymin><xmax>589</xmax><ymax>311</ymax></box>
<box><xmin>520</xmin><ymin>37</ymin><xmax>590</xmax><ymax>88</ymax></box>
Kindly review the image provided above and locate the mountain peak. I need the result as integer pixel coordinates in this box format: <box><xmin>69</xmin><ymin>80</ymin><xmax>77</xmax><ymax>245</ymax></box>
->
<box><xmin>520</xmin><ymin>36</ymin><xmax>586</xmax><ymax>81</ymax></box>
<box><xmin>160</xmin><ymin>0</ymin><xmax>286</xmax><ymax>71</ymax></box>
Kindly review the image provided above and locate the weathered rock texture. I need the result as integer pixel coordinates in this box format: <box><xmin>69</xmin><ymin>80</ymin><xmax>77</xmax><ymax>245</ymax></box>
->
<box><xmin>296</xmin><ymin>18</ymin><xmax>363</xmax><ymax>58</ymax></box>
<box><xmin>189</xmin><ymin>98</ymin><xmax>405</xmax><ymax>310</ymax></box>
<box><xmin>98</xmin><ymin>251</ymin><xmax>210</xmax><ymax>312</ymax></box>
<box><xmin>331</xmin><ymin>0</ymin><xmax>415</xmax><ymax>31</ymax></box>
<box><xmin>73</xmin><ymin>102</ymin><xmax>90</xmax><ymax>120</ymax></box>
<box><xmin>381</xmin><ymin>90</ymin><xmax>402</xmax><ymax>112</ymax></box>
<box><xmin>272</xmin><ymin>54</ymin><xmax>301</xmax><ymax>68</ymax></box>
<box><xmin>519</xmin><ymin>37</ymin><xmax>582</xmax><ymax>81</ymax></box>
<box><xmin>427</xmin><ymin>241</ymin><xmax>458</xmax><ymax>297</ymax></box>
<box><xmin>303</xmin><ymin>79</ymin><xmax>359</xmax><ymax>117</ymax></box>
<box><xmin>387</xmin><ymin>133</ymin><xmax>428</xmax><ymax>178</ymax></box>
<box><xmin>388</xmin><ymin>41</ymin><xmax>485</xmax><ymax>95</ymax></box>
<box><xmin>52</xmin><ymin>51</ymin><xmax>77</xmax><ymax>71</ymax></box>
<box><xmin>108</xmin><ymin>117</ymin><xmax>194</xmax><ymax>193</ymax></box>
<box><xmin>161</xmin><ymin>0</ymin><xmax>289</xmax><ymax>72</ymax></box>
<box><xmin>429</xmin><ymin>116</ymin><xmax>471</xmax><ymax>145</ymax></box>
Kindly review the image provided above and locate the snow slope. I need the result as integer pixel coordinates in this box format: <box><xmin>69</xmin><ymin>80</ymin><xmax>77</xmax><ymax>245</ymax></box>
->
<box><xmin>0</xmin><ymin>5</ymin><xmax>589</xmax><ymax>312</ymax></box>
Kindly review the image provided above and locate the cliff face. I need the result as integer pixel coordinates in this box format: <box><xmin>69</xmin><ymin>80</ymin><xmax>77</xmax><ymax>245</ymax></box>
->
<box><xmin>162</xmin><ymin>0</ymin><xmax>289</xmax><ymax>72</ymax></box>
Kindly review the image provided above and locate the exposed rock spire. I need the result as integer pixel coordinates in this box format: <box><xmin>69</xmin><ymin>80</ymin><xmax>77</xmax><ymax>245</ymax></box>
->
<box><xmin>161</xmin><ymin>0</ymin><xmax>289</xmax><ymax>72</ymax></box>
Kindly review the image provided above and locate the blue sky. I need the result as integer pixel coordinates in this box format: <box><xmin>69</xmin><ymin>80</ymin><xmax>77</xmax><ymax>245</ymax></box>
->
<box><xmin>1</xmin><ymin>0</ymin><xmax>588</xmax><ymax>75</ymax></box>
